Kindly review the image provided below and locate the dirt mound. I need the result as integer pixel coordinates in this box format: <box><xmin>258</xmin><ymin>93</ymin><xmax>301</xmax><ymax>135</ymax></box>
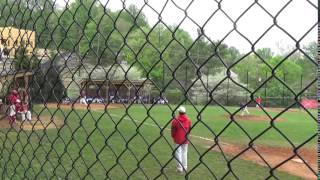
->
<box><xmin>202</xmin><ymin>141</ymin><xmax>316</xmax><ymax>179</ymax></box>
<box><xmin>224</xmin><ymin>115</ymin><xmax>286</xmax><ymax>122</ymax></box>
<box><xmin>44</xmin><ymin>103</ymin><xmax>123</xmax><ymax>111</ymax></box>
<box><xmin>0</xmin><ymin>115</ymin><xmax>63</xmax><ymax>130</ymax></box>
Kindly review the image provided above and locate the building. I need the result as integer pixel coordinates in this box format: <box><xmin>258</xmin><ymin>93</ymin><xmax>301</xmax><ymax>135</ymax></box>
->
<box><xmin>41</xmin><ymin>52</ymin><xmax>153</xmax><ymax>103</ymax></box>
<box><xmin>0</xmin><ymin>27</ymin><xmax>36</xmax><ymax>58</ymax></box>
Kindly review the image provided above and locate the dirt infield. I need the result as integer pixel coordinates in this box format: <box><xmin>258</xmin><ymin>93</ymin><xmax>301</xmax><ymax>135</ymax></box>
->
<box><xmin>224</xmin><ymin>115</ymin><xmax>286</xmax><ymax>122</ymax></box>
<box><xmin>254</xmin><ymin>107</ymin><xmax>303</xmax><ymax>113</ymax></box>
<box><xmin>201</xmin><ymin>141</ymin><xmax>316</xmax><ymax>179</ymax></box>
<box><xmin>0</xmin><ymin>115</ymin><xmax>63</xmax><ymax>130</ymax></box>
<box><xmin>44</xmin><ymin>103</ymin><xmax>123</xmax><ymax>110</ymax></box>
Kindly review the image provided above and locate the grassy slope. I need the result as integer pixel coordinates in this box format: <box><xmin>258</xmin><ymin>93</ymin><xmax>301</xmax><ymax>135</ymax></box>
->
<box><xmin>0</xmin><ymin>104</ymin><xmax>312</xmax><ymax>179</ymax></box>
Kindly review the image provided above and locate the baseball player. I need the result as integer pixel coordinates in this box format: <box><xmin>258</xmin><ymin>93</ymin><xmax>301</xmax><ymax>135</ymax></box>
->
<box><xmin>256</xmin><ymin>96</ymin><xmax>262</xmax><ymax>107</ymax></box>
<box><xmin>8</xmin><ymin>90</ymin><xmax>21</xmax><ymax>125</ymax></box>
<box><xmin>171</xmin><ymin>106</ymin><xmax>192</xmax><ymax>174</ymax></box>
<box><xmin>18</xmin><ymin>89</ymin><xmax>32</xmax><ymax>121</ymax></box>
<box><xmin>240</xmin><ymin>102</ymin><xmax>250</xmax><ymax>116</ymax></box>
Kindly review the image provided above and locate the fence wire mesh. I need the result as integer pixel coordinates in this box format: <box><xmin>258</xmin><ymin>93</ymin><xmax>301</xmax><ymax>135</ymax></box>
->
<box><xmin>0</xmin><ymin>0</ymin><xmax>317</xmax><ymax>179</ymax></box>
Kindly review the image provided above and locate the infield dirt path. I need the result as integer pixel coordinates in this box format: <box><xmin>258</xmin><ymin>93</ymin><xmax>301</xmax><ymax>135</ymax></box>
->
<box><xmin>200</xmin><ymin>139</ymin><xmax>317</xmax><ymax>179</ymax></box>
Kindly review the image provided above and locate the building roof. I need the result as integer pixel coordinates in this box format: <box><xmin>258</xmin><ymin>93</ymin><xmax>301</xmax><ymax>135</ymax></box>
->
<box><xmin>80</xmin><ymin>79</ymin><xmax>152</xmax><ymax>86</ymax></box>
<box><xmin>46</xmin><ymin>52</ymin><xmax>146</xmax><ymax>82</ymax></box>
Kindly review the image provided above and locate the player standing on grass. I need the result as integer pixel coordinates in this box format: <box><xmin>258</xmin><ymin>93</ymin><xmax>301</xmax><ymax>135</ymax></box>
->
<box><xmin>18</xmin><ymin>89</ymin><xmax>32</xmax><ymax>121</ymax></box>
<box><xmin>256</xmin><ymin>96</ymin><xmax>262</xmax><ymax>107</ymax></box>
<box><xmin>8</xmin><ymin>89</ymin><xmax>21</xmax><ymax>125</ymax></box>
<box><xmin>240</xmin><ymin>102</ymin><xmax>250</xmax><ymax>116</ymax></box>
<box><xmin>171</xmin><ymin>106</ymin><xmax>192</xmax><ymax>174</ymax></box>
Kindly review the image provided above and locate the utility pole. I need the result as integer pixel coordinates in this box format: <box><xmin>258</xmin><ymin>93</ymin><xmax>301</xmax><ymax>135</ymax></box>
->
<box><xmin>185</xmin><ymin>64</ymin><xmax>188</xmax><ymax>104</ymax></box>
<box><xmin>97</xmin><ymin>34</ymin><xmax>100</xmax><ymax>57</ymax></box>
<box><xmin>300</xmin><ymin>75</ymin><xmax>302</xmax><ymax>100</ymax></box>
<box><xmin>264</xmin><ymin>71</ymin><xmax>267</xmax><ymax>106</ymax></box>
<box><xmin>282</xmin><ymin>73</ymin><xmax>286</xmax><ymax>106</ymax></box>
<box><xmin>207</xmin><ymin>66</ymin><xmax>209</xmax><ymax>102</ymax></box>
<box><xmin>159</xmin><ymin>27</ymin><xmax>164</xmax><ymax>89</ymax></box>
<box><xmin>246</xmin><ymin>70</ymin><xmax>249</xmax><ymax>102</ymax></box>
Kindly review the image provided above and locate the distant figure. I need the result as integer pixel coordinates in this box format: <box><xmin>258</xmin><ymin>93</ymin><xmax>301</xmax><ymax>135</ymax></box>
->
<box><xmin>8</xmin><ymin>90</ymin><xmax>21</xmax><ymax>125</ymax></box>
<box><xmin>79</xmin><ymin>90</ymin><xmax>87</xmax><ymax>105</ymax></box>
<box><xmin>171</xmin><ymin>106</ymin><xmax>192</xmax><ymax>174</ymax></box>
<box><xmin>19</xmin><ymin>102</ymin><xmax>32</xmax><ymax>121</ymax></box>
<box><xmin>18</xmin><ymin>89</ymin><xmax>32</xmax><ymax>121</ymax></box>
<box><xmin>256</xmin><ymin>96</ymin><xmax>262</xmax><ymax>107</ymax></box>
<box><xmin>240</xmin><ymin>102</ymin><xmax>250</xmax><ymax>116</ymax></box>
<box><xmin>110</xmin><ymin>95</ymin><xmax>115</xmax><ymax>103</ymax></box>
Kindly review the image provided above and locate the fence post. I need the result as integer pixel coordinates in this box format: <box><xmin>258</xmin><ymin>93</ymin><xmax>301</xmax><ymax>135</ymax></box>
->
<box><xmin>246</xmin><ymin>70</ymin><xmax>249</xmax><ymax>103</ymax></box>
<box><xmin>226</xmin><ymin>78</ymin><xmax>229</xmax><ymax>106</ymax></box>
<box><xmin>207</xmin><ymin>66</ymin><xmax>209</xmax><ymax>102</ymax></box>
<box><xmin>264</xmin><ymin>70</ymin><xmax>267</xmax><ymax>106</ymax></box>
<box><xmin>282</xmin><ymin>73</ymin><xmax>286</xmax><ymax>106</ymax></box>
<box><xmin>185</xmin><ymin>64</ymin><xmax>188</xmax><ymax>104</ymax></box>
<box><xmin>162</xmin><ymin>63</ymin><xmax>165</xmax><ymax>89</ymax></box>
<box><xmin>159</xmin><ymin>28</ymin><xmax>165</xmax><ymax>90</ymax></box>
<box><xmin>300</xmin><ymin>74</ymin><xmax>303</xmax><ymax>102</ymax></box>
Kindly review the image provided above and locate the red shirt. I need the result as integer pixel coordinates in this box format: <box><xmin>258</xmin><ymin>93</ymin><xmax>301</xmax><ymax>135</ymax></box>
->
<box><xmin>171</xmin><ymin>114</ymin><xmax>192</xmax><ymax>144</ymax></box>
<box><xmin>256</xmin><ymin>97</ymin><xmax>262</xmax><ymax>104</ymax></box>
<box><xmin>9</xmin><ymin>94</ymin><xmax>19</xmax><ymax>105</ymax></box>
<box><xmin>9</xmin><ymin>94</ymin><xmax>22</xmax><ymax>111</ymax></box>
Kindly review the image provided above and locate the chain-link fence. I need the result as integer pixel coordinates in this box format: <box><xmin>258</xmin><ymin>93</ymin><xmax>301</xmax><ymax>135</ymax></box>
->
<box><xmin>0</xmin><ymin>0</ymin><xmax>317</xmax><ymax>179</ymax></box>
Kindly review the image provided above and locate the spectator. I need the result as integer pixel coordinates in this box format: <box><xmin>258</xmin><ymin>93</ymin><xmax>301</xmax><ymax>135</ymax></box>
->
<box><xmin>80</xmin><ymin>90</ymin><xmax>87</xmax><ymax>105</ymax></box>
<box><xmin>171</xmin><ymin>106</ymin><xmax>192</xmax><ymax>174</ymax></box>
<box><xmin>109</xmin><ymin>95</ymin><xmax>114</xmax><ymax>103</ymax></box>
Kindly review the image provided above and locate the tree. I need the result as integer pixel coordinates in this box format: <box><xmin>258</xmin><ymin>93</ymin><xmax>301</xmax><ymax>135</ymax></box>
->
<box><xmin>14</xmin><ymin>43</ymin><xmax>39</xmax><ymax>71</ymax></box>
<box><xmin>191</xmin><ymin>70</ymin><xmax>247</xmax><ymax>105</ymax></box>
<box><xmin>256</xmin><ymin>48</ymin><xmax>273</xmax><ymax>60</ymax></box>
<box><xmin>302</xmin><ymin>41</ymin><xmax>317</xmax><ymax>60</ymax></box>
<box><xmin>124</xmin><ymin>25</ymin><xmax>194</xmax><ymax>88</ymax></box>
<box><xmin>261</xmin><ymin>56</ymin><xmax>302</xmax><ymax>99</ymax></box>
<box><xmin>30</xmin><ymin>68</ymin><xmax>66</xmax><ymax>102</ymax></box>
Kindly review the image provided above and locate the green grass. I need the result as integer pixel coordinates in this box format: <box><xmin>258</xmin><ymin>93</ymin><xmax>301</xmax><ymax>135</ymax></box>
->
<box><xmin>0</xmin><ymin>104</ymin><xmax>315</xmax><ymax>179</ymax></box>
<box><xmin>115</xmin><ymin>104</ymin><xmax>317</xmax><ymax>148</ymax></box>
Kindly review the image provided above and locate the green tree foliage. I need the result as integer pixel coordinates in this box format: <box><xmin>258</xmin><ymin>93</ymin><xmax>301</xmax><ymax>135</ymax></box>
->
<box><xmin>191</xmin><ymin>70</ymin><xmax>247</xmax><ymax>105</ymax></box>
<box><xmin>234</xmin><ymin>52</ymin><xmax>304</xmax><ymax>101</ymax></box>
<box><xmin>1</xmin><ymin>0</ymin><xmax>315</xmax><ymax>105</ymax></box>
<box><xmin>124</xmin><ymin>25</ymin><xmax>194</xmax><ymax>87</ymax></box>
<box><xmin>14</xmin><ymin>43</ymin><xmax>39</xmax><ymax>71</ymax></box>
<box><xmin>256</xmin><ymin>48</ymin><xmax>273</xmax><ymax>60</ymax></box>
<box><xmin>0</xmin><ymin>0</ymin><xmax>57</xmax><ymax>48</ymax></box>
<box><xmin>30</xmin><ymin>68</ymin><xmax>66</xmax><ymax>102</ymax></box>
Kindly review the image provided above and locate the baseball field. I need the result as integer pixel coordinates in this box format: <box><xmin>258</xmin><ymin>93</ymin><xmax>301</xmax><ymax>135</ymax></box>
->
<box><xmin>0</xmin><ymin>103</ymin><xmax>316</xmax><ymax>179</ymax></box>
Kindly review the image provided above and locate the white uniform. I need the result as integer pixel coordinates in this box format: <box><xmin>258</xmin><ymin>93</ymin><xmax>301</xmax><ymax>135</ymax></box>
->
<box><xmin>175</xmin><ymin>144</ymin><xmax>188</xmax><ymax>172</ymax></box>
<box><xmin>21</xmin><ymin>111</ymin><xmax>32</xmax><ymax>121</ymax></box>
<box><xmin>80</xmin><ymin>97</ymin><xmax>87</xmax><ymax>105</ymax></box>
<box><xmin>9</xmin><ymin>105</ymin><xmax>16</xmax><ymax>116</ymax></box>
<box><xmin>241</xmin><ymin>106</ymin><xmax>250</xmax><ymax>116</ymax></box>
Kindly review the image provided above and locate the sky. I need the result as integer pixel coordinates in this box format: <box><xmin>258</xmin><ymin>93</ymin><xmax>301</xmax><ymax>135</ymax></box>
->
<box><xmin>56</xmin><ymin>0</ymin><xmax>317</xmax><ymax>54</ymax></box>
